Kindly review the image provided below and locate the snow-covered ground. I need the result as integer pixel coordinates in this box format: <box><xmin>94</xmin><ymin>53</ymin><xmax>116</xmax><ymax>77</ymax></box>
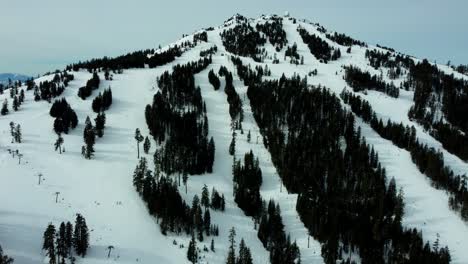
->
<box><xmin>1</xmin><ymin>14</ymin><xmax>467</xmax><ymax>264</ymax></box>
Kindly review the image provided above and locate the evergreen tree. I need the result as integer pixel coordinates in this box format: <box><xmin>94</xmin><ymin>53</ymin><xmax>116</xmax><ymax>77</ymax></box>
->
<box><xmin>65</xmin><ymin>222</ymin><xmax>73</xmax><ymax>257</ymax></box>
<box><xmin>237</xmin><ymin>239</ymin><xmax>253</xmax><ymax>264</ymax></box>
<box><xmin>187</xmin><ymin>233</ymin><xmax>198</xmax><ymax>264</ymax></box>
<box><xmin>43</xmin><ymin>223</ymin><xmax>56</xmax><ymax>264</ymax></box>
<box><xmin>133</xmin><ymin>157</ymin><xmax>147</xmax><ymax>195</ymax></box>
<box><xmin>12</xmin><ymin>96</ymin><xmax>19</xmax><ymax>111</ymax></box>
<box><xmin>143</xmin><ymin>136</ymin><xmax>151</xmax><ymax>154</ymax></box>
<box><xmin>229</xmin><ymin>133</ymin><xmax>236</xmax><ymax>156</ymax></box>
<box><xmin>207</xmin><ymin>137</ymin><xmax>215</xmax><ymax>173</ymax></box>
<box><xmin>14</xmin><ymin>125</ymin><xmax>21</xmax><ymax>143</ymax></box>
<box><xmin>57</xmin><ymin>222</ymin><xmax>68</xmax><ymax>262</ymax></box>
<box><xmin>82</xmin><ymin>117</ymin><xmax>95</xmax><ymax>159</ymax></box>
<box><xmin>201</xmin><ymin>185</ymin><xmax>210</xmax><ymax>208</ymax></box>
<box><xmin>94</xmin><ymin>112</ymin><xmax>106</xmax><ymax>138</ymax></box>
<box><xmin>73</xmin><ymin>214</ymin><xmax>89</xmax><ymax>257</ymax></box>
<box><xmin>182</xmin><ymin>170</ymin><xmax>188</xmax><ymax>194</ymax></box>
<box><xmin>226</xmin><ymin>227</ymin><xmax>236</xmax><ymax>264</ymax></box>
<box><xmin>210</xmin><ymin>239</ymin><xmax>215</xmax><ymax>252</ymax></box>
<box><xmin>1</xmin><ymin>99</ymin><xmax>8</xmax><ymax>115</ymax></box>
<box><xmin>0</xmin><ymin>245</ymin><xmax>14</xmax><ymax>264</ymax></box>
<box><xmin>135</xmin><ymin>128</ymin><xmax>144</xmax><ymax>158</ymax></box>
<box><xmin>19</xmin><ymin>89</ymin><xmax>25</xmax><ymax>103</ymax></box>
<box><xmin>203</xmin><ymin>209</ymin><xmax>211</xmax><ymax>236</ymax></box>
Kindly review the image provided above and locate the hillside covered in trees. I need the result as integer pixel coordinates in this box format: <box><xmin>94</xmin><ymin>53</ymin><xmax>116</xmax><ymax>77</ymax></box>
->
<box><xmin>1</xmin><ymin>13</ymin><xmax>468</xmax><ymax>264</ymax></box>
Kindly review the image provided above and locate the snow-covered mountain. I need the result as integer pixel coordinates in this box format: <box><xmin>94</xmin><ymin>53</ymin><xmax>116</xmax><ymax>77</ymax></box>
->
<box><xmin>1</xmin><ymin>14</ymin><xmax>468</xmax><ymax>264</ymax></box>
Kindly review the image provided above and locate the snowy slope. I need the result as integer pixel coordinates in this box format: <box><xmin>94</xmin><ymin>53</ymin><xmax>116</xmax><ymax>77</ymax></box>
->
<box><xmin>1</xmin><ymin>14</ymin><xmax>468</xmax><ymax>264</ymax></box>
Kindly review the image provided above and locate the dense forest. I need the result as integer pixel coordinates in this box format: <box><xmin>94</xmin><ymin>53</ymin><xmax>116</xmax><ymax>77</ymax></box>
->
<box><xmin>408</xmin><ymin>59</ymin><xmax>468</xmax><ymax>161</ymax></box>
<box><xmin>232</xmin><ymin>150</ymin><xmax>301</xmax><ymax>264</ymax></box>
<box><xmin>145</xmin><ymin>57</ymin><xmax>215</xmax><ymax>175</ymax></box>
<box><xmin>66</xmin><ymin>42</ymin><xmax>194</xmax><ymax>72</ymax></box>
<box><xmin>243</xmin><ymin>70</ymin><xmax>450</xmax><ymax>263</ymax></box>
<box><xmin>132</xmin><ymin>157</ymin><xmax>220</xmax><ymax>240</ymax></box>
<box><xmin>325</xmin><ymin>32</ymin><xmax>367</xmax><ymax>47</ymax></box>
<box><xmin>220</xmin><ymin>22</ymin><xmax>266</xmax><ymax>62</ymax></box>
<box><xmin>341</xmin><ymin>89</ymin><xmax>468</xmax><ymax>222</ymax></box>
<box><xmin>344</xmin><ymin>65</ymin><xmax>400</xmax><ymax>98</ymax></box>
<box><xmin>297</xmin><ymin>27</ymin><xmax>341</xmax><ymax>63</ymax></box>
<box><xmin>255</xmin><ymin>17</ymin><xmax>287</xmax><ymax>51</ymax></box>
<box><xmin>34</xmin><ymin>72</ymin><xmax>74</xmax><ymax>102</ymax></box>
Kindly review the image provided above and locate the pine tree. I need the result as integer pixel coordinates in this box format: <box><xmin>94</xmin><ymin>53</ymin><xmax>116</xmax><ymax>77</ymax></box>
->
<box><xmin>82</xmin><ymin>117</ymin><xmax>95</xmax><ymax>159</ymax></box>
<box><xmin>201</xmin><ymin>185</ymin><xmax>210</xmax><ymax>208</ymax></box>
<box><xmin>133</xmin><ymin>157</ymin><xmax>147</xmax><ymax>194</ymax></box>
<box><xmin>221</xmin><ymin>194</ymin><xmax>226</xmax><ymax>211</ymax></box>
<box><xmin>135</xmin><ymin>128</ymin><xmax>144</xmax><ymax>158</ymax></box>
<box><xmin>12</xmin><ymin>96</ymin><xmax>19</xmax><ymax>111</ymax></box>
<box><xmin>237</xmin><ymin>239</ymin><xmax>253</xmax><ymax>264</ymax></box>
<box><xmin>143</xmin><ymin>136</ymin><xmax>151</xmax><ymax>154</ymax></box>
<box><xmin>73</xmin><ymin>214</ymin><xmax>89</xmax><ymax>257</ymax></box>
<box><xmin>57</xmin><ymin>222</ymin><xmax>68</xmax><ymax>261</ymax></box>
<box><xmin>0</xmin><ymin>245</ymin><xmax>14</xmax><ymax>264</ymax></box>
<box><xmin>226</xmin><ymin>227</ymin><xmax>236</xmax><ymax>264</ymax></box>
<box><xmin>207</xmin><ymin>137</ymin><xmax>215</xmax><ymax>173</ymax></box>
<box><xmin>94</xmin><ymin>112</ymin><xmax>106</xmax><ymax>137</ymax></box>
<box><xmin>43</xmin><ymin>223</ymin><xmax>56</xmax><ymax>264</ymax></box>
<box><xmin>14</xmin><ymin>125</ymin><xmax>21</xmax><ymax>143</ymax></box>
<box><xmin>210</xmin><ymin>239</ymin><xmax>215</xmax><ymax>252</ymax></box>
<box><xmin>229</xmin><ymin>133</ymin><xmax>236</xmax><ymax>156</ymax></box>
<box><xmin>1</xmin><ymin>99</ymin><xmax>8</xmax><ymax>115</ymax></box>
<box><xmin>204</xmin><ymin>209</ymin><xmax>211</xmax><ymax>236</ymax></box>
<box><xmin>182</xmin><ymin>170</ymin><xmax>188</xmax><ymax>194</ymax></box>
<box><xmin>65</xmin><ymin>222</ymin><xmax>73</xmax><ymax>257</ymax></box>
<box><xmin>247</xmin><ymin>130</ymin><xmax>251</xmax><ymax>143</ymax></box>
<box><xmin>19</xmin><ymin>89</ymin><xmax>25</xmax><ymax>103</ymax></box>
<box><xmin>187</xmin><ymin>233</ymin><xmax>198</xmax><ymax>264</ymax></box>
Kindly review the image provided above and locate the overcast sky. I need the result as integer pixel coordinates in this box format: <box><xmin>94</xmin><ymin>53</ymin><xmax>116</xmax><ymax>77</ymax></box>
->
<box><xmin>1</xmin><ymin>0</ymin><xmax>466</xmax><ymax>76</ymax></box>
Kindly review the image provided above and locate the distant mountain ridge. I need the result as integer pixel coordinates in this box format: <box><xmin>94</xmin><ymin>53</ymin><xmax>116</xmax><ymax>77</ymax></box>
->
<box><xmin>0</xmin><ymin>73</ymin><xmax>31</xmax><ymax>84</ymax></box>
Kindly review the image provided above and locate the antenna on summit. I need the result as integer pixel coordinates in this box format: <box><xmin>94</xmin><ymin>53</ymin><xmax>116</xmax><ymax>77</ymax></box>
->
<box><xmin>285</xmin><ymin>11</ymin><xmax>290</xmax><ymax>17</ymax></box>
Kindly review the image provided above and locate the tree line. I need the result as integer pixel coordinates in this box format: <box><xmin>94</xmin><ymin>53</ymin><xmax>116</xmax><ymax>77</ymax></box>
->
<box><xmin>33</xmin><ymin>72</ymin><xmax>74</xmax><ymax>102</ymax></box>
<box><xmin>244</xmin><ymin>73</ymin><xmax>450</xmax><ymax>263</ymax></box>
<box><xmin>297</xmin><ymin>26</ymin><xmax>341</xmax><ymax>63</ymax></box>
<box><xmin>42</xmin><ymin>214</ymin><xmax>89</xmax><ymax>264</ymax></box>
<box><xmin>325</xmin><ymin>32</ymin><xmax>367</xmax><ymax>47</ymax></box>
<box><xmin>408</xmin><ymin>59</ymin><xmax>468</xmax><ymax>162</ymax></box>
<box><xmin>255</xmin><ymin>16</ymin><xmax>287</xmax><ymax>51</ymax></box>
<box><xmin>232</xmin><ymin>150</ymin><xmax>301</xmax><ymax>264</ymax></box>
<box><xmin>200</xmin><ymin>46</ymin><xmax>218</xmax><ymax>57</ymax></box>
<box><xmin>145</xmin><ymin>57</ymin><xmax>214</xmax><ymax>176</ymax></box>
<box><xmin>220</xmin><ymin>22</ymin><xmax>266</xmax><ymax>62</ymax></box>
<box><xmin>344</xmin><ymin>65</ymin><xmax>399</xmax><ymax>98</ymax></box>
<box><xmin>341</xmin><ymin>89</ymin><xmax>468</xmax><ymax>222</ymax></box>
<box><xmin>66</xmin><ymin>42</ymin><xmax>192</xmax><ymax>72</ymax></box>
<box><xmin>132</xmin><ymin>157</ymin><xmax>220</xmax><ymax>241</ymax></box>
